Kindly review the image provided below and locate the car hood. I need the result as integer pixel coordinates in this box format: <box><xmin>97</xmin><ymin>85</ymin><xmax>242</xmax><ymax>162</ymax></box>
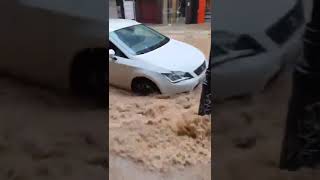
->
<box><xmin>134</xmin><ymin>39</ymin><xmax>205</xmax><ymax>73</ymax></box>
<box><xmin>213</xmin><ymin>0</ymin><xmax>297</xmax><ymax>33</ymax></box>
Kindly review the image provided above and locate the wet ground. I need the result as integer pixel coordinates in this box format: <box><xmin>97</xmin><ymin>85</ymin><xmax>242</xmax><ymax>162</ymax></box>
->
<box><xmin>0</xmin><ymin>76</ymin><xmax>106</xmax><ymax>180</ymax></box>
<box><xmin>109</xmin><ymin>154</ymin><xmax>210</xmax><ymax>180</ymax></box>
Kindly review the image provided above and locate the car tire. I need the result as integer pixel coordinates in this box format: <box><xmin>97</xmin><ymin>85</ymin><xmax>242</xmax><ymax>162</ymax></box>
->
<box><xmin>131</xmin><ymin>78</ymin><xmax>160</xmax><ymax>96</ymax></box>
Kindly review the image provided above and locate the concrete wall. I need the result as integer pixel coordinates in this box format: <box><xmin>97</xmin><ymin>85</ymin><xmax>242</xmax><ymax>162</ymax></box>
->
<box><xmin>109</xmin><ymin>0</ymin><xmax>119</xmax><ymax>18</ymax></box>
<box><xmin>162</xmin><ymin>0</ymin><xmax>168</xmax><ymax>24</ymax></box>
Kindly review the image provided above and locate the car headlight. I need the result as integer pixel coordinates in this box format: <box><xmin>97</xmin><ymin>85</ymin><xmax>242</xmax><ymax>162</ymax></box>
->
<box><xmin>213</xmin><ymin>31</ymin><xmax>266</xmax><ymax>58</ymax></box>
<box><xmin>162</xmin><ymin>71</ymin><xmax>193</xmax><ymax>83</ymax></box>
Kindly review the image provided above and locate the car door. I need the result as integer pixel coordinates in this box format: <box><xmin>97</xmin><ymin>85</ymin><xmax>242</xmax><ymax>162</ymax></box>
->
<box><xmin>109</xmin><ymin>41</ymin><xmax>135</xmax><ymax>89</ymax></box>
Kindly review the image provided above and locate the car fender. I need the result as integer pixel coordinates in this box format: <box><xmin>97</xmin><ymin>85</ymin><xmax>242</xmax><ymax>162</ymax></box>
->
<box><xmin>130</xmin><ymin>68</ymin><xmax>166</xmax><ymax>93</ymax></box>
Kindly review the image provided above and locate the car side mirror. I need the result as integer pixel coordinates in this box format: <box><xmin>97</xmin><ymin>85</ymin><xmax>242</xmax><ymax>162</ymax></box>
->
<box><xmin>109</xmin><ymin>49</ymin><xmax>117</xmax><ymax>60</ymax></box>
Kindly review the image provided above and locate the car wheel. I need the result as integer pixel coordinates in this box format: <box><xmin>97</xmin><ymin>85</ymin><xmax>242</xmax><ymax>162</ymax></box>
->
<box><xmin>71</xmin><ymin>50</ymin><xmax>106</xmax><ymax>104</ymax></box>
<box><xmin>86</xmin><ymin>62</ymin><xmax>105</xmax><ymax>97</ymax></box>
<box><xmin>131</xmin><ymin>78</ymin><xmax>160</xmax><ymax>96</ymax></box>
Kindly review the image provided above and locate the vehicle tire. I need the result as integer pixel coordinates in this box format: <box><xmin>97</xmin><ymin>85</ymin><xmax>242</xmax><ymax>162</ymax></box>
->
<box><xmin>131</xmin><ymin>78</ymin><xmax>160</xmax><ymax>96</ymax></box>
<box><xmin>71</xmin><ymin>49</ymin><xmax>106</xmax><ymax>104</ymax></box>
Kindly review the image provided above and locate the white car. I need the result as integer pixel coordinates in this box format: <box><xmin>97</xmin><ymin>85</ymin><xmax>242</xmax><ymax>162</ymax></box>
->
<box><xmin>0</xmin><ymin>0</ymin><xmax>106</xmax><ymax>100</ymax></box>
<box><xmin>109</xmin><ymin>19</ymin><xmax>207</xmax><ymax>95</ymax></box>
<box><xmin>212</xmin><ymin>0</ymin><xmax>306</xmax><ymax>99</ymax></box>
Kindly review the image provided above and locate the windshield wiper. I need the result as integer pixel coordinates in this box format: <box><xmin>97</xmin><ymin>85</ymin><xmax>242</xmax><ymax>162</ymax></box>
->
<box><xmin>136</xmin><ymin>38</ymin><xmax>169</xmax><ymax>55</ymax></box>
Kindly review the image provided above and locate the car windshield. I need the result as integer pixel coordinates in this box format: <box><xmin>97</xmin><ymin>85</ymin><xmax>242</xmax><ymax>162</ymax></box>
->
<box><xmin>110</xmin><ymin>24</ymin><xmax>170</xmax><ymax>55</ymax></box>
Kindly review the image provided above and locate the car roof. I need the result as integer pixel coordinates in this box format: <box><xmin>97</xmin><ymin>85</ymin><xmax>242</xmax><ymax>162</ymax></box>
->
<box><xmin>109</xmin><ymin>19</ymin><xmax>141</xmax><ymax>32</ymax></box>
<box><xmin>20</xmin><ymin>0</ymin><xmax>106</xmax><ymax>22</ymax></box>
<box><xmin>213</xmin><ymin>0</ymin><xmax>297</xmax><ymax>33</ymax></box>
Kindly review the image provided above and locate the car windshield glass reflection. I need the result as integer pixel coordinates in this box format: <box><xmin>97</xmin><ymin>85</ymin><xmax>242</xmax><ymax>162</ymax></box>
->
<box><xmin>110</xmin><ymin>24</ymin><xmax>170</xmax><ymax>55</ymax></box>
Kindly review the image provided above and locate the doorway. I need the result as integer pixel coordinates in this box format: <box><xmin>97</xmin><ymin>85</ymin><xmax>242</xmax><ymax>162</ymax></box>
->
<box><xmin>185</xmin><ymin>0</ymin><xmax>198</xmax><ymax>24</ymax></box>
<box><xmin>168</xmin><ymin>0</ymin><xmax>198</xmax><ymax>24</ymax></box>
<box><xmin>176</xmin><ymin>0</ymin><xmax>186</xmax><ymax>24</ymax></box>
<box><xmin>135</xmin><ymin>0</ymin><xmax>162</xmax><ymax>24</ymax></box>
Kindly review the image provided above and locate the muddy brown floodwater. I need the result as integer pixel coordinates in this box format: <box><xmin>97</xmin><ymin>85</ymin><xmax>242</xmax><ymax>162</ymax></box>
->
<box><xmin>0</xmin><ymin>77</ymin><xmax>106</xmax><ymax>180</ymax></box>
<box><xmin>109</xmin><ymin>154</ymin><xmax>211</xmax><ymax>180</ymax></box>
<box><xmin>109</xmin><ymin>24</ymin><xmax>212</xmax><ymax>179</ymax></box>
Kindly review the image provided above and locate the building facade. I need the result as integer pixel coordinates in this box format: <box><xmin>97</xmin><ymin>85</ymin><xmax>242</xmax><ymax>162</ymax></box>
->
<box><xmin>109</xmin><ymin>0</ymin><xmax>211</xmax><ymax>24</ymax></box>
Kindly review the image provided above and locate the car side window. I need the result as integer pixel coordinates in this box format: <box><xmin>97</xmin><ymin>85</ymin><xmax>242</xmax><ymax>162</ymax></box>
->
<box><xmin>109</xmin><ymin>41</ymin><xmax>128</xmax><ymax>58</ymax></box>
